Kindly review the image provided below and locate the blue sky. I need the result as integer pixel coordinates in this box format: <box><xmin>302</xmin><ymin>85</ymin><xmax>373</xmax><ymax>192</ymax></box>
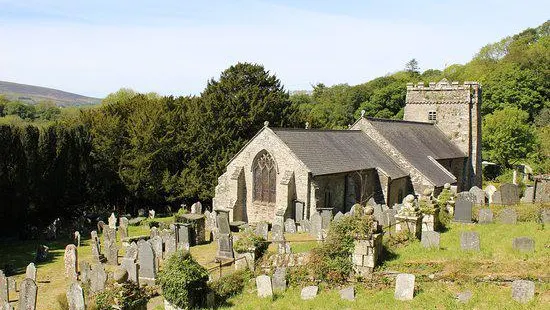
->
<box><xmin>0</xmin><ymin>1</ymin><xmax>548</xmax><ymax>98</ymax></box>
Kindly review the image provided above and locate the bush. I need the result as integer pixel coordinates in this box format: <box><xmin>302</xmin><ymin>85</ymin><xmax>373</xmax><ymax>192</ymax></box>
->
<box><xmin>92</xmin><ymin>282</ymin><xmax>148</xmax><ymax>310</ymax></box>
<box><xmin>157</xmin><ymin>250</ymin><xmax>209</xmax><ymax>309</ymax></box>
<box><xmin>208</xmin><ymin>270</ymin><xmax>251</xmax><ymax>303</ymax></box>
<box><xmin>233</xmin><ymin>230</ymin><xmax>267</xmax><ymax>256</ymax></box>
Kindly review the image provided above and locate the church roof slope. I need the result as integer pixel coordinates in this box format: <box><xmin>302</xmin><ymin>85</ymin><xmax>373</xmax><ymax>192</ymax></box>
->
<box><xmin>271</xmin><ymin>128</ymin><xmax>407</xmax><ymax>178</ymax></box>
<box><xmin>366</xmin><ymin>118</ymin><xmax>465</xmax><ymax>186</ymax></box>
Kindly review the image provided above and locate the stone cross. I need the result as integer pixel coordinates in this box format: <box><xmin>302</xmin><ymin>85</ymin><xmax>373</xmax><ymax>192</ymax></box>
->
<box><xmin>460</xmin><ymin>232</ymin><xmax>480</xmax><ymax>251</ymax></box>
<box><xmin>0</xmin><ymin>270</ymin><xmax>8</xmax><ymax>306</ymax></box>
<box><xmin>18</xmin><ymin>278</ymin><xmax>37</xmax><ymax>310</ymax></box>
<box><xmin>394</xmin><ymin>273</ymin><xmax>415</xmax><ymax>300</ymax></box>
<box><xmin>90</xmin><ymin>264</ymin><xmax>107</xmax><ymax>294</ymax></box>
<box><xmin>25</xmin><ymin>263</ymin><xmax>36</xmax><ymax>281</ymax></box>
<box><xmin>255</xmin><ymin>275</ymin><xmax>273</xmax><ymax>298</ymax></box>
<box><xmin>66</xmin><ymin>282</ymin><xmax>85</xmax><ymax>310</ymax></box>
<box><xmin>63</xmin><ymin>244</ymin><xmax>78</xmax><ymax>281</ymax></box>
<box><xmin>108</xmin><ymin>213</ymin><xmax>117</xmax><ymax>229</ymax></box>
<box><xmin>137</xmin><ymin>240</ymin><xmax>156</xmax><ymax>283</ymax></box>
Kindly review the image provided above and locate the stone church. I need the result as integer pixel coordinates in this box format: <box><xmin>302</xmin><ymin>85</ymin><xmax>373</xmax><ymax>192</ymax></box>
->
<box><xmin>213</xmin><ymin>80</ymin><xmax>482</xmax><ymax>224</ymax></box>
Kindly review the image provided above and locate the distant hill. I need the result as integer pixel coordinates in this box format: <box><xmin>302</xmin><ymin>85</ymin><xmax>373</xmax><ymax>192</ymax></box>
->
<box><xmin>0</xmin><ymin>81</ymin><xmax>101</xmax><ymax>106</ymax></box>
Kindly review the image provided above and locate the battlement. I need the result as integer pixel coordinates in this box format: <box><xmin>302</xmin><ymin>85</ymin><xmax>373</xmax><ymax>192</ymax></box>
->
<box><xmin>406</xmin><ymin>79</ymin><xmax>479</xmax><ymax>91</ymax></box>
<box><xmin>406</xmin><ymin>79</ymin><xmax>480</xmax><ymax>105</ymax></box>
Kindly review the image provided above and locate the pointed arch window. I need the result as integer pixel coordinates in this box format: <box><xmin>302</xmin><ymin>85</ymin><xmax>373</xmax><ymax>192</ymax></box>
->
<box><xmin>253</xmin><ymin>151</ymin><xmax>276</xmax><ymax>204</ymax></box>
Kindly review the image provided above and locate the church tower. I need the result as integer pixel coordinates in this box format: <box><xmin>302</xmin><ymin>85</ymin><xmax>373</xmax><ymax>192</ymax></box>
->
<box><xmin>403</xmin><ymin>79</ymin><xmax>482</xmax><ymax>189</ymax></box>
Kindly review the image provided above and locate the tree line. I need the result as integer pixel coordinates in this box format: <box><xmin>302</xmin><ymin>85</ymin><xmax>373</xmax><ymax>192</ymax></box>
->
<box><xmin>0</xmin><ymin>21</ymin><xmax>548</xmax><ymax>237</ymax></box>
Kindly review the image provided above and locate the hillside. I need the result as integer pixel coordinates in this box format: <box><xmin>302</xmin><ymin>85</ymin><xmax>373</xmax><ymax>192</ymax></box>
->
<box><xmin>0</xmin><ymin>80</ymin><xmax>101</xmax><ymax>106</ymax></box>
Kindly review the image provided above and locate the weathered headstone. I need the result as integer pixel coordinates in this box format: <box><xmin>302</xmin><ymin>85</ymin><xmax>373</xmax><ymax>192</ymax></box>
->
<box><xmin>0</xmin><ymin>270</ymin><xmax>8</xmax><ymax>306</ymax></box>
<box><xmin>191</xmin><ymin>201</ymin><xmax>202</xmax><ymax>214</ymax></box>
<box><xmin>63</xmin><ymin>244</ymin><xmax>78</xmax><ymax>281</ymax></box>
<box><xmin>150</xmin><ymin>226</ymin><xmax>159</xmax><ymax>238</ymax></box>
<box><xmin>73</xmin><ymin>231</ymin><xmax>81</xmax><ymax>247</ymax></box>
<box><xmin>163</xmin><ymin>231</ymin><xmax>177</xmax><ymax>258</ymax></box>
<box><xmin>216</xmin><ymin>211</ymin><xmax>231</xmax><ymax>234</ymax></box>
<box><xmin>90</xmin><ymin>264</ymin><xmax>107</xmax><ymax>294</ymax></box>
<box><xmin>541</xmin><ymin>209</ymin><xmax>550</xmax><ymax>225</ymax></box>
<box><xmin>340</xmin><ymin>286</ymin><xmax>355</xmax><ymax>301</ymax></box>
<box><xmin>255</xmin><ymin>222</ymin><xmax>269</xmax><ymax>240</ymax></box>
<box><xmin>333</xmin><ymin>212</ymin><xmax>344</xmax><ymax>222</ymax></box>
<box><xmin>18</xmin><ymin>278</ymin><xmax>37</xmax><ymax>310</ymax></box>
<box><xmin>124</xmin><ymin>241</ymin><xmax>138</xmax><ymax>260</ymax></box>
<box><xmin>453</xmin><ymin>199</ymin><xmax>473</xmax><ymax>223</ymax></box>
<box><xmin>512</xmin><ymin>237</ymin><xmax>535</xmax><ymax>253</ymax></box>
<box><xmin>119</xmin><ymin>217</ymin><xmax>129</xmax><ymax>240</ymax></box>
<box><xmin>121</xmin><ymin>258</ymin><xmax>139</xmax><ymax>285</ymax></box>
<box><xmin>469</xmin><ymin>186</ymin><xmax>485</xmax><ymax>205</ymax></box>
<box><xmin>478</xmin><ymin>208</ymin><xmax>493</xmax><ymax>224</ymax></box>
<box><xmin>456</xmin><ymin>191</ymin><xmax>476</xmax><ymax>204</ymax></box>
<box><xmin>500</xmin><ymin>183</ymin><xmax>520</xmax><ymax>205</ymax></box>
<box><xmin>79</xmin><ymin>262</ymin><xmax>91</xmax><ymax>284</ymax></box>
<box><xmin>295</xmin><ymin>201</ymin><xmax>304</xmax><ymax>222</ymax></box>
<box><xmin>25</xmin><ymin>263</ymin><xmax>36</xmax><ymax>281</ymax></box>
<box><xmin>271</xmin><ymin>224</ymin><xmax>284</xmax><ymax>242</ymax></box>
<box><xmin>137</xmin><ymin>240</ymin><xmax>156</xmax><ymax>283</ymax></box>
<box><xmin>255</xmin><ymin>275</ymin><xmax>273</xmax><ymax>298</ymax></box>
<box><xmin>534</xmin><ymin>179</ymin><xmax>550</xmax><ymax>203</ymax></box>
<box><xmin>301</xmin><ymin>286</ymin><xmax>318</xmax><ymax>300</ymax></box>
<box><xmin>394</xmin><ymin>273</ymin><xmax>415</xmax><ymax>301</ymax></box>
<box><xmin>103</xmin><ymin>227</ymin><xmax>116</xmax><ymax>245</ymax></box>
<box><xmin>272</xmin><ymin>268</ymin><xmax>287</xmax><ymax>293</ymax></box>
<box><xmin>485</xmin><ymin>185</ymin><xmax>497</xmax><ymax>203</ymax></box>
<box><xmin>35</xmin><ymin>245</ymin><xmax>49</xmax><ymax>262</ymax></box>
<box><xmin>491</xmin><ymin>191</ymin><xmax>502</xmax><ymax>205</ymax></box>
<box><xmin>421</xmin><ymin>231</ymin><xmax>440</xmax><ymax>249</ymax></box>
<box><xmin>511</xmin><ymin>280</ymin><xmax>535</xmax><ymax>303</ymax></box>
<box><xmin>149</xmin><ymin>209</ymin><xmax>156</xmax><ymax>219</ymax></box>
<box><xmin>216</xmin><ymin>234</ymin><xmax>234</xmax><ymax>259</ymax></box>
<box><xmin>66</xmin><ymin>282</ymin><xmax>85</xmax><ymax>310</ymax></box>
<box><xmin>320</xmin><ymin>208</ymin><xmax>332</xmax><ymax>229</ymax></box>
<box><xmin>149</xmin><ymin>236</ymin><xmax>163</xmax><ymax>261</ymax></box>
<box><xmin>108</xmin><ymin>213</ymin><xmax>117</xmax><ymax>229</ymax></box>
<box><xmin>300</xmin><ymin>219</ymin><xmax>311</xmax><ymax>233</ymax></box>
<box><xmin>284</xmin><ymin>218</ymin><xmax>296</xmax><ymax>233</ymax></box>
<box><xmin>106</xmin><ymin>242</ymin><xmax>118</xmax><ymax>266</ymax></box>
<box><xmin>498</xmin><ymin>208</ymin><xmax>517</xmax><ymax>224</ymax></box>
<box><xmin>457</xmin><ymin>291</ymin><xmax>473</xmax><ymax>304</ymax></box>
<box><xmin>137</xmin><ymin>208</ymin><xmax>146</xmax><ymax>217</ymax></box>
<box><xmin>310</xmin><ymin>212</ymin><xmax>322</xmax><ymax>240</ymax></box>
<box><xmin>7</xmin><ymin>277</ymin><xmax>15</xmax><ymax>293</ymax></box>
<box><xmin>521</xmin><ymin>186</ymin><xmax>535</xmax><ymax>203</ymax></box>
<box><xmin>176</xmin><ymin>223</ymin><xmax>191</xmax><ymax>251</ymax></box>
<box><xmin>460</xmin><ymin>231</ymin><xmax>480</xmax><ymax>251</ymax></box>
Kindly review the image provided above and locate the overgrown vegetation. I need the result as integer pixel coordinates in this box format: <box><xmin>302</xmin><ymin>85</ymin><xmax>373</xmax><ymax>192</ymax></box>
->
<box><xmin>91</xmin><ymin>283</ymin><xmax>148</xmax><ymax>310</ymax></box>
<box><xmin>208</xmin><ymin>269</ymin><xmax>252</xmax><ymax>306</ymax></box>
<box><xmin>233</xmin><ymin>230</ymin><xmax>268</xmax><ymax>257</ymax></box>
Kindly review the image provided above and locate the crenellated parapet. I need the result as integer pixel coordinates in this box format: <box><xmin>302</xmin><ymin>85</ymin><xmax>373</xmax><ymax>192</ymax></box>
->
<box><xmin>406</xmin><ymin>79</ymin><xmax>480</xmax><ymax>105</ymax></box>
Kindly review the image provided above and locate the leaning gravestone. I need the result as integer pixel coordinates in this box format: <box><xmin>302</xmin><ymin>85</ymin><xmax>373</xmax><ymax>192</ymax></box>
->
<box><xmin>284</xmin><ymin>218</ymin><xmax>296</xmax><ymax>233</ymax></box>
<box><xmin>272</xmin><ymin>268</ymin><xmax>287</xmax><ymax>293</ymax></box>
<box><xmin>500</xmin><ymin>183</ymin><xmax>520</xmax><ymax>205</ymax></box>
<box><xmin>0</xmin><ymin>270</ymin><xmax>8</xmax><ymax>306</ymax></box>
<box><xmin>310</xmin><ymin>212</ymin><xmax>322</xmax><ymax>240</ymax></box>
<box><xmin>478</xmin><ymin>208</ymin><xmax>493</xmax><ymax>224</ymax></box>
<box><xmin>512</xmin><ymin>237</ymin><xmax>535</xmax><ymax>253</ymax></box>
<box><xmin>394</xmin><ymin>273</ymin><xmax>415</xmax><ymax>301</ymax></box>
<box><xmin>255</xmin><ymin>222</ymin><xmax>269</xmax><ymax>240</ymax></box>
<box><xmin>216</xmin><ymin>234</ymin><xmax>234</xmax><ymax>259</ymax></box>
<box><xmin>498</xmin><ymin>208</ymin><xmax>517</xmax><ymax>224</ymax></box>
<box><xmin>18</xmin><ymin>278</ymin><xmax>37</xmax><ymax>310</ymax></box>
<box><xmin>454</xmin><ymin>199</ymin><xmax>473</xmax><ymax>223</ymax></box>
<box><xmin>137</xmin><ymin>240</ymin><xmax>156</xmax><ymax>284</ymax></box>
<box><xmin>421</xmin><ymin>231</ymin><xmax>440</xmax><ymax>249</ymax></box>
<box><xmin>511</xmin><ymin>280</ymin><xmax>535</xmax><ymax>303</ymax></box>
<box><xmin>460</xmin><ymin>232</ymin><xmax>480</xmax><ymax>251</ymax></box>
<box><xmin>301</xmin><ymin>286</ymin><xmax>318</xmax><ymax>300</ymax></box>
<box><xmin>255</xmin><ymin>275</ymin><xmax>273</xmax><ymax>298</ymax></box>
<box><xmin>63</xmin><ymin>244</ymin><xmax>78</xmax><ymax>281</ymax></box>
<box><xmin>66</xmin><ymin>282</ymin><xmax>85</xmax><ymax>310</ymax></box>
<box><xmin>149</xmin><ymin>236</ymin><xmax>163</xmax><ymax>261</ymax></box>
<box><xmin>25</xmin><ymin>263</ymin><xmax>36</xmax><ymax>281</ymax></box>
<box><xmin>90</xmin><ymin>264</ymin><xmax>107</xmax><ymax>294</ymax></box>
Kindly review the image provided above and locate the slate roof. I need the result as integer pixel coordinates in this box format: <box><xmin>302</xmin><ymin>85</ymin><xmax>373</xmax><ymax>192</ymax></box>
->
<box><xmin>271</xmin><ymin>128</ymin><xmax>407</xmax><ymax>178</ymax></box>
<box><xmin>366</xmin><ymin>118</ymin><xmax>466</xmax><ymax>186</ymax></box>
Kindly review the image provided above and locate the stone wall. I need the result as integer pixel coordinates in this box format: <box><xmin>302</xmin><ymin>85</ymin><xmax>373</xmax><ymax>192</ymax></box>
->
<box><xmin>387</xmin><ymin>177</ymin><xmax>412</xmax><ymax>207</ymax></box>
<box><xmin>404</xmin><ymin>80</ymin><xmax>482</xmax><ymax>188</ymax></box>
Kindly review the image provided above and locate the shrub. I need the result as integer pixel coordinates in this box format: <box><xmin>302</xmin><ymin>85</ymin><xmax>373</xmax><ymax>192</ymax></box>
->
<box><xmin>208</xmin><ymin>270</ymin><xmax>251</xmax><ymax>303</ymax></box>
<box><xmin>233</xmin><ymin>230</ymin><xmax>268</xmax><ymax>256</ymax></box>
<box><xmin>418</xmin><ymin>200</ymin><xmax>436</xmax><ymax>215</ymax></box>
<box><xmin>92</xmin><ymin>282</ymin><xmax>148</xmax><ymax>310</ymax></box>
<box><xmin>148</xmin><ymin>220</ymin><xmax>160</xmax><ymax>228</ymax></box>
<box><xmin>157</xmin><ymin>250</ymin><xmax>209</xmax><ymax>309</ymax></box>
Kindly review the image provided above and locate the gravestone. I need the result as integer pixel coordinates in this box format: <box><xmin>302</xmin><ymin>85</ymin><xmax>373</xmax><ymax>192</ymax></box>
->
<box><xmin>18</xmin><ymin>278</ymin><xmax>37</xmax><ymax>310</ymax></box>
<box><xmin>394</xmin><ymin>273</ymin><xmax>415</xmax><ymax>301</ymax></box>
<box><xmin>149</xmin><ymin>209</ymin><xmax>156</xmax><ymax>219</ymax></box>
<box><xmin>500</xmin><ymin>183</ymin><xmax>520</xmax><ymax>205</ymax></box>
<box><xmin>124</xmin><ymin>242</ymin><xmax>138</xmax><ymax>260</ymax></box>
<box><xmin>469</xmin><ymin>186</ymin><xmax>485</xmax><ymax>205</ymax></box>
<box><xmin>149</xmin><ymin>236</ymin><xmax>163</xmax><ymax>261</ymax></box>
<box><xmin>66</xmin><ymin>282</ymin><xmax>85</xmax><ymax>310</ymax></box>
<box><xmin>511</xmin><ymin>280</ymin><xmax>535</xmax><ymax>303</ymax></box>
<box><xmin>255</xmin><ymin>275</ymin><xmax>273</xmax><ymax>298</ymax></box>
<box><xmin>460</xmin><ymin>232</ymin><xmax>480</xmax><ymax>251</ymax></box>
<box><xmin>106</xmin><ymin>242</ymin><xmax>118</xmax><ymax>266</ymax></box>
<box><xmin>150</xmin><ymin>227</ymin><xmax>159</xmax><ymax>238</ymax></box>
<box><xmin>108</xmin><ymin>213</ymin><xmax>117</xmax><ymax>229</ymax></box>
<box><xmin>97</xmin><ymin>220</ymin><xmax>105</xmax><ymax>233</ymax></box>
<box><xmin>541</xmin><ymin>209</ymin><xmax>550</xmax><ymax>224</ymax></box>
<box><xmin>137</xmin><ymin>240</ymin><xmax>156</xmax><ymax>283</ymax></box>
<box><xmin>0</xmin><ymin>270</ymin><xmax>8</xmax><ymax>306</ymax></box>
<box><xmin>456</xmin><ymin>191</ymin><xmax>476</xmax><ymax>204</ymax></box>
<box><xmin>137</xmin><ymin>208</ymin><xmax>146</xmax><ymax>217</ymax></box>
<box><xmin>534</xmin><ymin>179</ymin><xmax>550</xmax><ymax>203</ymax></box>
<box><xmin>271</xmin><ymin>224</ymin><xmax>284</xmax><ymax>241</ymax></box>
<box><xmin>454</xmin><ymin>199</ymin><xmax>473</xmax><ymax>223</ymax></box>
<box><xmin>176</xmin><ymin>223</ymin><xmax>191</xmax><ymax>251</ymax></box>
<box><xmin>90</xmin><ymin>264</ymin><xmax>107</xmax><ymax>294</ymax></box>
<box><xmin>299</xmin><ymin>219</ymin><xmax>311</xmax><ymax>233</ymax></box>
<box><xmin>319</xmin><ymin>208</ymin><xmax>332</xmax><ymax>229</ymax></box>
<box><xmin>421</xmin><ymin>231</ymin><xmax>440</xmax><ymax>249</ymax></box>
<box><xmin>121</xmin><ymin>258</ymin><xmax>139</xmax><ymax>285</ymax></box>
<box><xmin>191</xmin><ymin>201</ymin><xmax>202</xmax><ymax>214</ymax></box>
<box><xmin>340</xmin><ymin>286</ymin><xmax>355</xmax><ymax>301</ymax></box>
<box><xmin>119</xmin><ymin>217</ymin><xmax>129</xmax><ymax>239</ymax></box>
<box><xmin>216</xmin><ymin>234</ymin><xmax>234</xmax><ymax>259</ymax></box>
<box><xmin>25</xmin><ymin>263</ymin><xmax>36</xmax><ymax>281</ymax></box>
<box><xmin>457</xmin><ymin>291</ymin><xmax>472</xmax><ymax>304</ymax></box>
<box><xmin>284</xmin><ymin>218</ymin><xmax>296</xmax><ymax>233</ymax></box>
<box><xmin>478</xmin><ymin>208</ymin><xmax>493</xmax><ymax>224</ymax></box>
<box><xmin>79</xmin><ymin>262</ymin><xmax>91</xmax><ymax>284</ymax></box>
<box><xmin>35</xmin><ymin>245</ymin><xmax>49</xmax><ymax>262</ymax></box>
<box><xmin>301</xmin><ymin>286</ymin><xmax>318</xmax><ymax>300</ymax></box>
<box><xmin>498</xmin><ymin>208</ymin><xmax>517</xmax><ymax>224</ymax></box>
<box><xmin>216</xmin><ymin>211</ymin><xmax>231</xmax><ymax>234</ymax></box>
<box><xmin>103</xmin><ymin>227</ymin><xmax>116</xmax><ymax>245</ymax></box>
<box><xmin>383</xmin><ymin>209</ymin><xmax>397</xmax><ymax>230</ymax></box>
<box><xmin>7</xmin><ymin>277</ymin><xmax>15</xmax><ymax>293</ymax></box>
<box><xmin>521</xmin><ymin>186</ymin><xmax>535</xmax><ymax>203</ymax></box>
<box><xmin>73</xmin><ymin>231</ymin><xmax>81</xmax><ymax>247</ymax></box>
<box><xmin>512</xmin><ymin>237</ymin><xmax>535</xmax><ymax>253</ymax></box>
<box><xmin>333</xmin><ymin>212</ymin><xmax>344</xmax><ymax>222</ymax></box>
<box><xmin>272</xmin><ymin>268</ymin><xmax>287</xmax><ymax>293</ymax></box>
<box><xmin>255</xmin><ymin>222</ymin><xmax>269</xmax><ymax>240</ymax></box>
<box><xmin>163</xmin><ymin>232</ymin><xmax>177</xmax><ymax>258</ymax></box>
<box><xmin>295</xmin><ymin>201</ymin><xmax>304</xmax><ymax>222</ymax></box>
<box><xmin>485</xmin><ymin>185</ymin><xmax>497</xmax><ymax>203</ymax></box>
<box><xmin>310</xmin><ymin>212</ymin><xmax>322</xmax><ymax>240</ymax></box>
<box><xmin>63</xmin><ymin>244</ymin><xmax>78</xmax><ymax>281</ymax></box>
<box><xmin>491</xmin><ymin>191</ymin><xmax>502</xmax><ymax>205</ymax></box>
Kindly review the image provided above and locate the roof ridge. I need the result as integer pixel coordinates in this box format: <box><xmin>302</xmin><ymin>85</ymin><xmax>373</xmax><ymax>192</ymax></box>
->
<box><xmin>365</xmin><ymin>117</ymin><xmax>434</xmax><ymax>125</ymax></box>
<box><xmin>271</xmin><ymin>128</ymin><xmax>361</xmax><ymax>133</ymax></box>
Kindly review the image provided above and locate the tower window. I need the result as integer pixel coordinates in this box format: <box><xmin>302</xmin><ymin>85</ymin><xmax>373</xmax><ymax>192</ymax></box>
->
<box><xmin>428</xmin><ymin>111</ymin><xmax>437</xmax><ymax>121</ymax></box>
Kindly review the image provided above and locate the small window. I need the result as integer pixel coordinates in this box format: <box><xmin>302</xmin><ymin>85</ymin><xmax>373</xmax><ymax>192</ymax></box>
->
<box><xmin>428</xmin><ymin>111</ymin><xmax>437</xmax><ymax>121</ymax></box>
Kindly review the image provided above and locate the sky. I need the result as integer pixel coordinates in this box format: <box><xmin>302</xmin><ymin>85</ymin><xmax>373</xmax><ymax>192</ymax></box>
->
<box><xmin>0</xmin><ymin>1</ymin><xmax>548</xmax><ymax>98</ymax></box>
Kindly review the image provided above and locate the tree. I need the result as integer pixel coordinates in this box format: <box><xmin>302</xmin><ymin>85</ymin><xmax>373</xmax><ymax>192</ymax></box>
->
<box><xmin>405</xmin><ymin>58</ymin><xmax>420</xmax><ymax>75</ymax></box>
<box><xmin>482</xmin><ymin>107</ymin><xmax>537</xmax><ymax>168</ymax></box>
